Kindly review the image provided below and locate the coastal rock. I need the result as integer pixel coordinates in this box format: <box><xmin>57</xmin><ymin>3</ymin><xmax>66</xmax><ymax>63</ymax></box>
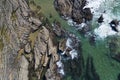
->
<box><xmin>52</xmin><ymin>21</ymin><xmax>66</xmax><ymax>37</ymax></box>
<box><xmin>62</xmin><ymin>36</ymin><xmax>83</xmax><ymax>80</ymax></box>
<box><xmin>109</xmin><ymin>19</ymin><xmax>119</xmax><ymax>32</ymax></box>
<box><xmin>98</xmin><ymin>15</ymin><xmax>104</xmax><ymax>23</ymax></box>
<box><xmin>24</xmin><ymin>42</ymin><xmax>31</xmax><ymax>53</ymax></box>
<box><xmin>82</xmin><ymin>8</ymin><xmax>93</xmax><ymax>21</ymax></box>
<box><xmin>54</xmin><ymin>0</ymin><xmax>93</xmax><ymax>24</ymax></box>
<box><xmin>78</xmin><ymin>24</ymin><xmax>91</xmax><ymax>36</ymax></box>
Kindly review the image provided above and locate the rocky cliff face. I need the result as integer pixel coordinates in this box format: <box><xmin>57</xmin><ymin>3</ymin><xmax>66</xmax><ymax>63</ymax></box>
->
<box><xmin>54</xmin><ymin>0</ymin><xmax>93</xmax><ymax>24</ymax></box>
<box><xmin>0</xmin><ymin>0</ymin><xmax>61</xmax><ymax>80</ymax></box>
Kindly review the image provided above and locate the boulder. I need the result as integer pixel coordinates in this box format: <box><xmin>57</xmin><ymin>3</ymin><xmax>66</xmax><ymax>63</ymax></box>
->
<box><xmin>109</xmin><ymin>19</ymin><xmax>119</xmax><ymax>32</ymax></box>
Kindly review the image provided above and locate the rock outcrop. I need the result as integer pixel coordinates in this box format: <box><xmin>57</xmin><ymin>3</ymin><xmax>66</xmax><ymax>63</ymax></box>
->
<box><xmin>109</xmin><ymin>19</ymin><xmax>119</xmax><ymax>32</ymax></box>
<box><xmin>54</xmin><ymin>0</ymin><xmax>93</xmax><ymax>24</ymax></box>
<box><xmin>98</xmin><ymin>15</ymin><xmax>104</xmax><ymax>23</ymax></box>
<box><xmin>0</xmin><ymin>0</ymin><xmax>61</xmax><ymax>80</ymax></box>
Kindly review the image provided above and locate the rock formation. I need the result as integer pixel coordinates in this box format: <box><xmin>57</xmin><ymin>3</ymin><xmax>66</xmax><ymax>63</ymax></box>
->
<box><xmin>98</xmin><ymin>15</ymin><xmax>104</xmax><ymax>23</ymax></box>
<box><xmin>0</xmin><ymin>0</ymin><xmax>61</xmax><ymax>80</ymax></box>
<box><xmin>0</xmin><ymin>0</ymin><xmax>85</xmax><ymax>80</ymax></box>
<box><xmin>109</xmin><ymin>19</ymin><xmax>119</xmax><ymax>32</ymax></box>
<box><xmin>54</xmin><ymin>0</ymin><xmax>93</xmax><ymax>24</ymax></box>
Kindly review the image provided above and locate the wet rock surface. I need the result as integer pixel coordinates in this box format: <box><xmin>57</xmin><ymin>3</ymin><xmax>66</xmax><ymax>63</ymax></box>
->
<box><xmin>98</xmin><ymin>15</ymin><xmax>104</xmax><ymax>23</ymax></box>
<box><xmin>109</xmin><ymin>19</ymin><xmax>119</xmax><ymax>32</ymax></box>
<box><xmin>54</xmin><ymin>0</ymin><xmax>93</xmax><ymax>24</ymax></box>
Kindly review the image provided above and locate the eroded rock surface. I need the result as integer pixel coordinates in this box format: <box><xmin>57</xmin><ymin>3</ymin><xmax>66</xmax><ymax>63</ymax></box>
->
<box><xmin>0</xmin><ymin>0</ymin><xmax>61</xmax><ymax>80</ymax></box>
<box><xmin>54</xmin><ymin>0</ymin><xmax>93</xmax><ymax>24</ymax></box>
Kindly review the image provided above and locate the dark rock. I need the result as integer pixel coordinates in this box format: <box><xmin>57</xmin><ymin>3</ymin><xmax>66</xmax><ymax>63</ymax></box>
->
<box><xmin>98</xmin><ymin>15</ymin><xmax>104</xmax><ymax>23</ymax></box>
<box><xmin>53</xmin><ymin>20</ymin><xmax>66</xmax><ymax>37</ymax></box>
<box><xmin>78</xmin><ymin>24</ymin><xmax>91</xmax><ymax>36</ymax></box>
<box><xmin>54</xmin><ymin>0</ymin><xmax>93</xmax><ymax>24</ymax></box>
<box><xmin>109</xmin><ymin>20</ymin><xmax>119</xmax><ymax>32</ymax></box>
<box><xmin>83</xmin><ymin>8</ymin><xmax>93</xmax><ymax>21</ymax></box>
<box><xmin>62</xmin><ymin>38</ymin><xmax>84</xmax><ymax>80</ymax></box>
<box><xmin>89</xmin><ymin>34</ymin><xmax>96</xmax><ymax>46</ymax></box>
<box><xmin>57</xmin><ymin>50</ymin><xmax>63</xmax><ymax>55</ymax></box>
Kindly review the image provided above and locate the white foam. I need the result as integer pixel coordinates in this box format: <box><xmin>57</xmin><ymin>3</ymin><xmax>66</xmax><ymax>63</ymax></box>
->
<box><xmin>56</xmin><ymin>60</ymin><xmax>65</xmax><ymax>75</ymax></box>
<box><xmin>68</xmin><ymin>19</ymin><xmax>74</xmax><ymax>26</ymax></box>
<box><xmin>59</xmin><ymin>69</ymin><xmax>65</xmax><ymax>75</ymax></box>
<box><xmin>56</xmin><ymin>60</ymin><xmax>63</xmax><ymax>68</ymax></box>
<box><xmin>94</xmin><ymin>23</ymin><xmax>117</xmax><ymax>39</ymax></box>
<box><xmin>85</xmin><ymin>0</ymin><xmax>120</xmax><ymax>39</ymax></box>
<box><xmin>66</xmin><ymin>38</ymin><xmax>72</xmax><ymax>48</ymax></box>
<box><xmin>84</xmin><ymin>0</ymin><xmax>105</xmax><ymax>13</ymax></box>
<box><xmin>69</xmin><ymin>49</ymin><xmax>78</xmax><ymax>59</ymax></box>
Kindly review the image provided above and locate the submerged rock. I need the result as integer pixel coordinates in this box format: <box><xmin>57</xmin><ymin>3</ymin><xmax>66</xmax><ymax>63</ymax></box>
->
<box><xmin>109</xmin><ymin>20</ymin><xmax>119</xmax><ymax>32</ymax></box>
<box><xmin>52</xmin><ymin>20</ymin><xmax>66</xmax><ymax>37</ymax></box>
<box><xmin>98</xmin><ymin>15</ymin><xmax>104</xmax><ymax>23</ymax></box>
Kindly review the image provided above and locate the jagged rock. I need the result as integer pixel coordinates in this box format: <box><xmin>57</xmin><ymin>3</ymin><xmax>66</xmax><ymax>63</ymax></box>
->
<box><xmin>98</xmin><ymin>15</ymin><xmax>104</xmax><ymax>23</ymax></box>
<box><xmin>109</xmin><ymin>19</ymin><xmax>119</xmax><ymax>32</ymax></box>
<box><xmin>78</xmin><ymin>24</ymin><xmax>91</xmax><ymax>36</ymax></box>
<box><xmin>59</xmin><ymin>39</ymin><xmax>66</xmax><ymax>52</ymax></box>
<box><xmin>83</xmin><ymin>8</ymin><xmax>93</xmax><ymax>21</ymax></box>
<box><xmin>24</xmin><ymin>42</ymin><xmax>31</xmax><ymax>53</ymax></box>
<box><xmin>54</xmin><ymin>0</ymin><xmax>93</xmax><ymax>24</ymax></box>
<box><xmin>52</xmin><ymin>21</ymin><xmax>66</xmax><ymax>37</ymax></box>
<box><xmin>54</xmin><ymin>0</ymin><xmax>72</xmax><ymax>18</ymax></box>
<box><xmin>31</xmin><ymin>26</ymin><xmax>61</xmax><ymax>80</ymax></box>
<box><xmin>62</xmin><ymin>39</ymin><xmax>84</xmax><ymax>80</ymax></box>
